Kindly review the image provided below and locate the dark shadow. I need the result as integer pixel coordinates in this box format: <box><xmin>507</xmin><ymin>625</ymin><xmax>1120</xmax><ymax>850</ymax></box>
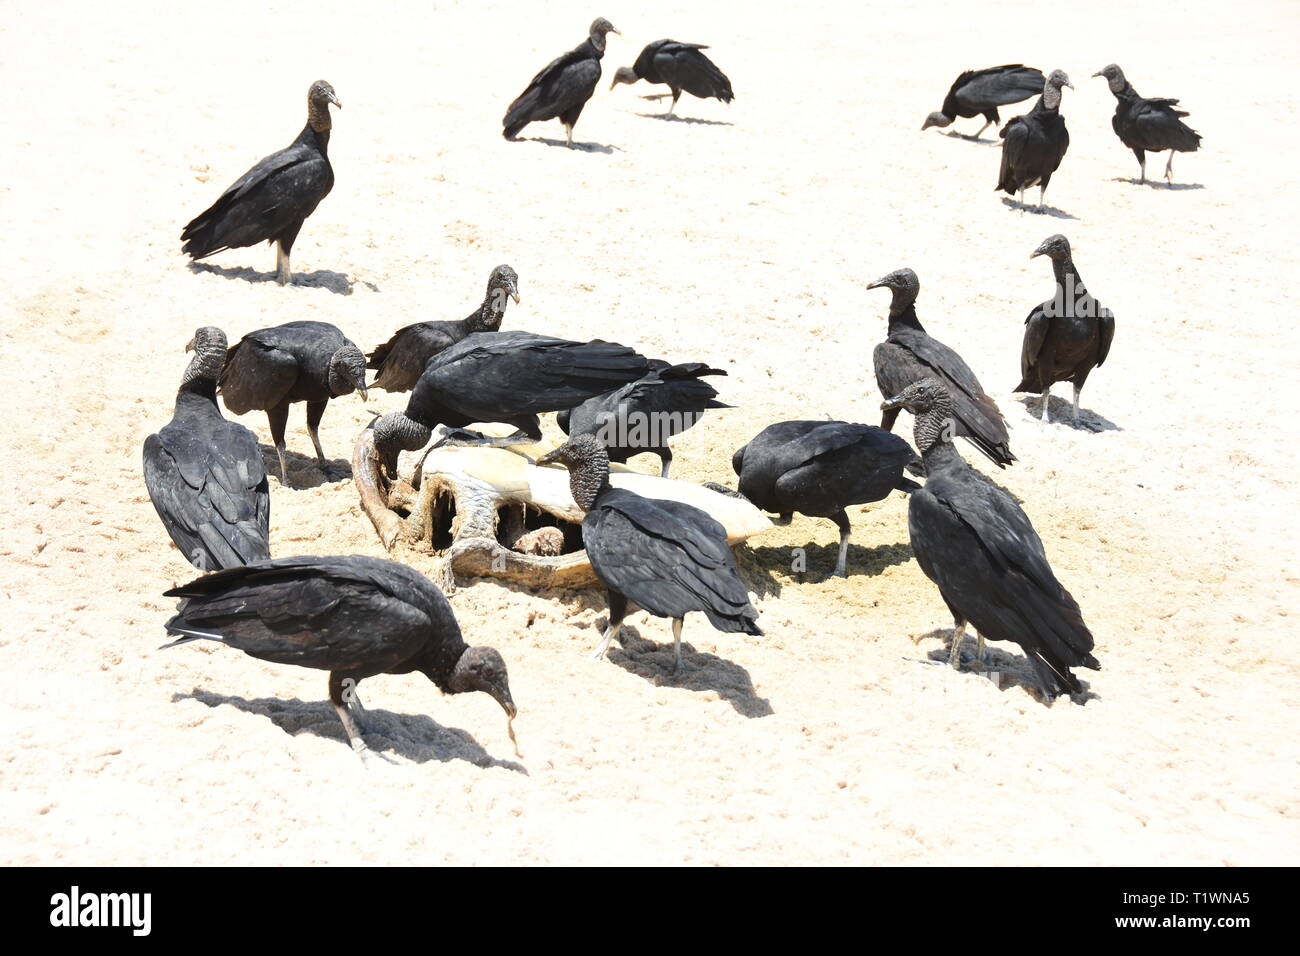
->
<box><xmin>176</xmin><ymin>688</ymin><xmax>527</xmax><ymax>770</ymax></box>
<box><xmin>257</xmin><ymin>445</ymin><xmax>352</xmax><ymax>489</ymax></box>
<box><xmin>634</xmin><ymin>112</ymin><xmax>733</xmax><ymax>127</ymax></box>
<box><xmin>1000</xmin><ymin>197</ymin><xmax>1078</xmax><ymax>219</ymax></box>
<box><xmin>910</xmin><ymin>629</ymin><xmax>1099</xmax><ymax>705</ymax></box>
<box><xmin>1111</xmin><ymin>176</ymin><xmax>1204</xmax><ymax>191</ymax></box>
<box><xmin>518</xmin><ymin>136</ymin><xmax>618</xmax><ymax>153</ymax></box>
<box><xmin>187</xmin><ymin>261</ymin><xmax>369</xmax><ymax>295</ymax></box>
<box><xmin>600</xmin><ymin>621</ymin><xmax>774</xmax><ymax>718</ymax></box>
<box><xmin>1014</xmin><ymin>395</ymin><xmax>1121</xmax><ymax>432</ymax></box>
<box><xmin>942</xmin><ymin>130</ymin><xmax>997</xmax><ymax>145</ymax></box>
<box><xmin>749</xmin><ymin>540</ymin><xmax>913</xmax><ymax>583</ymax></box>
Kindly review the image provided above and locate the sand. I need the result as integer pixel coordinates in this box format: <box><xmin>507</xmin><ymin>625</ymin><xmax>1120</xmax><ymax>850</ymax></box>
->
<box><xmin>1</xmin><ymin>0</ymin><xmax>1297</xmax><ymax>865</ymax></box>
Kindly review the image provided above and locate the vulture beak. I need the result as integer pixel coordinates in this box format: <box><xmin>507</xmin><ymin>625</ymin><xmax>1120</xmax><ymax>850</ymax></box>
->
<box><xmin>865</xmin><ymin>278</ymin><xmax>888</xmax><ymax>291</ymax></box>
<box><xmin>1030</xmin><ymin>248</ymin><xmax>1043</xmax><ymax>259</ymax></box>
<box><xmin>331</xmin><ymin>94</ymin><xmax>343</xmax><ymax>108</ymax></box>
<box><xmin>1091</xmin><ymin>71</ymin><xmax>1104</xmax><ymax>78</ymax></box>
<box><xmin>184</xmin><ymin>337</ymin><xmax>195</xmax><ymax>353</ymax></box>
<box><xmin>880</xmin><ymin>393</ymin><xmax>906</xmax><ymax>412</ymax></box>
<box><xmin>357</xmin><ymin>385</ymin><xmax>368</xmax><ymax>402</ymax></box>
<box><xmin>507</xmin><ymin>282</ymin><xmax>521</xmax><ymax>305</ymax></box>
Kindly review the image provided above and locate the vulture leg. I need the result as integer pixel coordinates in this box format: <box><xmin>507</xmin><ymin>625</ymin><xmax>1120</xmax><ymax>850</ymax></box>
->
<box><xmin>329</xmin><ymin>673</ymin><xmax>397</xmax><ymax>766</ymax></box>
<box><xmin>1018</xmin><ymin>188</ymin><xmax>1026</xmax><ymax>215</ymax></box>
<box><xmin>275</xmin><ymin>241</ymin><xmax>292</xmax><ymax>286</ymax></box>
<box><xmin>975</xmin><ymin>631</ymin><xmax>987</xmax><ymax>666</ymax></box>
<box><xmin>829</xmin><ymin>510</ymin><xmax>851</xmax><ymax>579</ymax></box>
<box><xmin>306</xmin><ymin>399</ymin><xmax>329</xmax><ymax>467</ymax></box>
<box><xmin>267</xmin><ymin>401</ymin><xmax>292</xmax><ymax>486</ymax></box>
<box><xmin>1038</xmin><ymin>185</ymin><xmax>1047</xmax><ymax>213</ymax></box>
<box><xmin>1164</xmin><ymin>152</ymin><xmax>1175</xmax><ymax>185</ymax></box>
<box><xmin>947</xmin><ymin>620</ymin><xmax>968</xmax><ymax>668</ymax></box>
<box><xmin>973</xmin><ymin>119</ymin><xmax>991</xmax><ymax>139</ymax></box>
<box><xmin>667</xmin><ymin>89</ymin><xmax>680</xmax><ymax>118</ymax></box>
<box><xmin>1040</xmin><ymin>386</ymin><xmax>1051</xmax><ymax>422</ymax></box>
<box><xmin>880</xmin><ymin>406</ymin><xmax>900</xmax><ymax>433</ymax></box>
<box><xmin>670</xmin><ymin>617</ymin><xmax>685</xmax><ymax>673</ymax></box>
<box><xmin>1072</xmin><ymin>385</ymin><xmax>1082</xmax><ymax>425</ymax></box>
<box><xmin>593</xmin><ymin>591</ymin><xmax>627</xmax><ymax>661</ymax></box>
<box><xmin>563</xmin><ymin>123</ymin><xmax>575</xmax><ymax>148</ymax></box>
<box><xmin>656</xmin><ymin>448</ymin><xmax>672</xmax><ymax>479</ymax></box>
<box><xmin>1134</xmin><ymin>149</ymin><xmax>1146</xmax><ymax>184</ymax></box>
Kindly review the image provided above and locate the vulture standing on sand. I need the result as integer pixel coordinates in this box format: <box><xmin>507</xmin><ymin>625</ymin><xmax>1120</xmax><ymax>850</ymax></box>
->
<box><xmin>610</xmin><ymin>39</ymin><xmax>734</xmax><ymax>117</ymax></box>
<box><xmin>996</xmin><ymin>69</ymin><xmax>1072</xmax><ymax>212</ymax></box>
<box><xmin>881</xmin><ymin>379</ymin><xmax>1100</xmax><ymax>699</ymax></box>
<box><xmin>557</xmin><ymin>360</ymin><xmax>729</xmax><ymax>477</ymax></box>
<box><xmin>922</xmin><ymin>64</ymin><xmax>1045</xmax><ymax>139</ymax></box>
<box><xmin>372</xmin><ymin>330</ymin><xmax>650</xmax><ymax>478</ymax></box>
<box><xmin>367</xmin><ymin>265</ymin><xmax>521</xmax><ymax>393</ymax></box>
<box><xmin>1094</xmin><ymin>63</ymin><xmax>1202</xmax><ymax>185</ymax></box>
<box><xmin>1015</xmin><ymin>234</ymin><xmax>1115</xmax><ymax>424</ymax></box>
<box><xmin>181</xmin><ymin>80</ymin><xmax>341</xmax><ymax>285</ymax></box>
<box><xmin>161</xmin><ymin>555</ymin><xmax>518</xmax><ymax>764</ymax></box>
<box><xmin>537</xmin><ymin>435</ymin><xmax>761</xmax><ymax>672</ymax></box>
<box><xmin>503</xmin><ymin>18</ymin><xmax>620</xmax><ymax>147</ymax></box>
<box><xmin>143</xmin><ymin>327</ymin><xmax>270</xmax><ymax>571</ymax></box>
<box><xmin>728</xmin><ymin>421</ymin><xmax>918</xmax><ymax>579</ymax></box>
<box><xmin>219</xmin><ymin>321</ymin><xmax>368</xmax><ymax>487</ymax></box>
<box><xmin>867</xmin><ymin>268</ymin><xmax>1015</xmax><ymax>468</ymax></box>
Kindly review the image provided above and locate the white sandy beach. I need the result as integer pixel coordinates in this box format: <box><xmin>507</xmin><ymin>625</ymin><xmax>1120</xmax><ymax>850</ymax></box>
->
<box><xmin>1</xmin><ymin>0</ymin><xmax>1297</xmax><ymax>865</ymax></box>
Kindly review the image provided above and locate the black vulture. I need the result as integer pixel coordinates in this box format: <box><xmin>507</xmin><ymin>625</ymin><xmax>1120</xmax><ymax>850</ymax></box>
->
<box><xmin>729</xmin><ymin>420</ymin><xmax>918</xmax><ymax>578</ymax></box>
<box><xmin>142</xmin><ymin>327</ymin><xmax>270</xmax><ymax>571</ymax></box>
<box><xmin>536</xmin><ymin>435</ymin><xmax>760</xmax><ymax>672</ymax></box>
<box><xmin>996</xmin><ymin>69</ymin><xmax>1072</xmax><ymax>212</ymax></box>
<box><xmin>161</xmin><ymin>555</ymin><xmax>517</xmax><ymax>764</ymax></box>
<box><xmin>219</xmin><ymin>321</ymin><xmax>368</xmax><ymax>487</ymax></box>
<box><xmin>1015</xmin><ymin>234</ymin><xmax>1116</xmax><ymax>424</ymax></box>
<box><xmin>1094</xmin><ymin>64</ymin><xmax>1201</xmax><ymax>185</ymax></box>
<box><xmin>367</xmin><ymin>265</ymin><xmax>520</xmax><ymax>393</ymax></box>
<box><xmin>503</xmin><ymin>18</ymin><xmax>620</xmax><ymax>147</ymax></box>
<box><xmin>556</xmin><ymin>360</ymin><xmax>729</xmax><ymax>477</ymax></box>
<box><xmin>867</xmin><ymin>268</ymin><xmax>1015</xmax><ymax>468</ymax></box>
<box><xmin>610</xmin><ymin>39</ymin><xmax>734</xmax><ymax>118</ymax></box>
<box><xmin>372</xmin><ymin>330</ymin><xmax>650</xmax><ymax>478</ymax></box>
<box><xmin>181</xmin><ymin>80</ymin><xmax>341</xmax><ymax>285</ymax></box>
<box><xmin>922</xmin><ymin>64</ymin><xmax>1044</xmax><ymax>139</ymax></box>
<box><xmin>881</xmin><ymin>379</ymin><xmax>1099</xmax><ymax>699</ymax></box>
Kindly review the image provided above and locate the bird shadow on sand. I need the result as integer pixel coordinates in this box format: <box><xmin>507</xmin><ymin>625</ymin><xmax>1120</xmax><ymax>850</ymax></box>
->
<box><xmin>634</xmin><ymin>112</ymin><xmax>733</xmax><ymax>127</ymax></box>
<box><xmin>257</xmin><ymin>446</ymin><xmax>352</xmax><ymax>489</ymax></box>
<box><xmin>522</xmin><ymin>136</ymin><xmax>618</xmax><ymax>153</ymax></box>
<box><xmin>187</xmin><ymin>261</ymin><xmax>374</xmax><ymax>295</ymax></box>
<box><xmin>1015</xmin><ymin>395</ymin><xmax>1121</xmax><ymax>433</ymax></box>
<box><xmin>1000</xmin><ymin>198</ymin><xmax>1078</xmax><ymax>219</ymax></box>
<box><xmin>747</xmin><ymin>540</ymin><xmax>913</xmax><ymax>586</ymax></box>
<box><xmin>943</xmin><ymin>131</ymin><xmax>998</xmax><ymax>146</ymax></box>
<box><xmin>177</xmin><ymin>688</ymin><xmax>527</xmax><ymax>771</ymax></box>
<box><xmin>908</xmin><ymin>629</ymin><xmax>1100</xmax><ymax>706</ymax></box>
<box><xmin>601</xmin><ymin>623</ymin><xmax>775</xmax><ymax>718</ymax></box>
<box><xmin>1111</xmin><ymin>176</ymin><xmax>1204</xmax><ymax>191</ymax></box>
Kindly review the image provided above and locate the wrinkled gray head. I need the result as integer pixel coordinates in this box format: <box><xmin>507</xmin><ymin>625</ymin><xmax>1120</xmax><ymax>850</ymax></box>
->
<box><xmin>488</xmin><ymin>264</ymin><xmax>520</xmax><ymax>305</ymax></box>
<box><xmin>1045</xmin><ymin>69</ymin><xmax>1073</xmax><ymax>91</ymax></box>
<box><xmin>182</xmin><ymin>326</ymin><xmax>228</xmax><ymax>386</ymax></box>
<box><xmin>589</xmin><ymin>17</ymin><xmax>619</xmax><ymax>52</ymax></box>
<box><xmin>881</xmin><ymin>378</ymin><xmax>956</xmax><ymax>454</ymax></box>
<box><xmin>881</xmin><ymin>377</ymin><xmax>952</xmax><ymax>416</ymax></box>
<box><xmin>611</xmin><ymin>65</ymin><xmax>639</xmax><ymax>89</ymax></box>
<box><xmin>1041</xmin><ymin>69</ymin><xmax>1072</xmax><ymax>110</ymax></box>
<box><xmin>328</xmin><ymin>344</ymin><xmax>367</xmax><ymax>399</ymax></box>
<box><xmin>866</xmin><ymin>268</ymin><xmax>921</xmax><ymax>313</ymax></box>
<box><xmin>448</xmin><ymin>645</ymin><xmax>516</xmax><ymax>718</ymax></box>
<box><xmin>921</xmin><ymin>111</ymin><xmax>954</xmax><ymax>131</ymax></box>
<box><xmin>537</xmin><ymin>435</ymin><xmax>610</xmax><ymax>511</ymax></box>
<box><xmin>372</xmin><ymin>412</ymin><xmax>433</xmax><ymax>479</ymax></box>
<box><xmin>1031</xmin><ymin>233</ymin><xmax>1072</xmax><ymax>260</ymax></box>
<box><xmin>1092</xmin><ymin>63</ymin><xmax>1126</xmax><ymax>93</ymax></box>
<box><xmin>307</xmin><ymin>80</ymin><xmax>342</xmax><ymax>131</ymax></box>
